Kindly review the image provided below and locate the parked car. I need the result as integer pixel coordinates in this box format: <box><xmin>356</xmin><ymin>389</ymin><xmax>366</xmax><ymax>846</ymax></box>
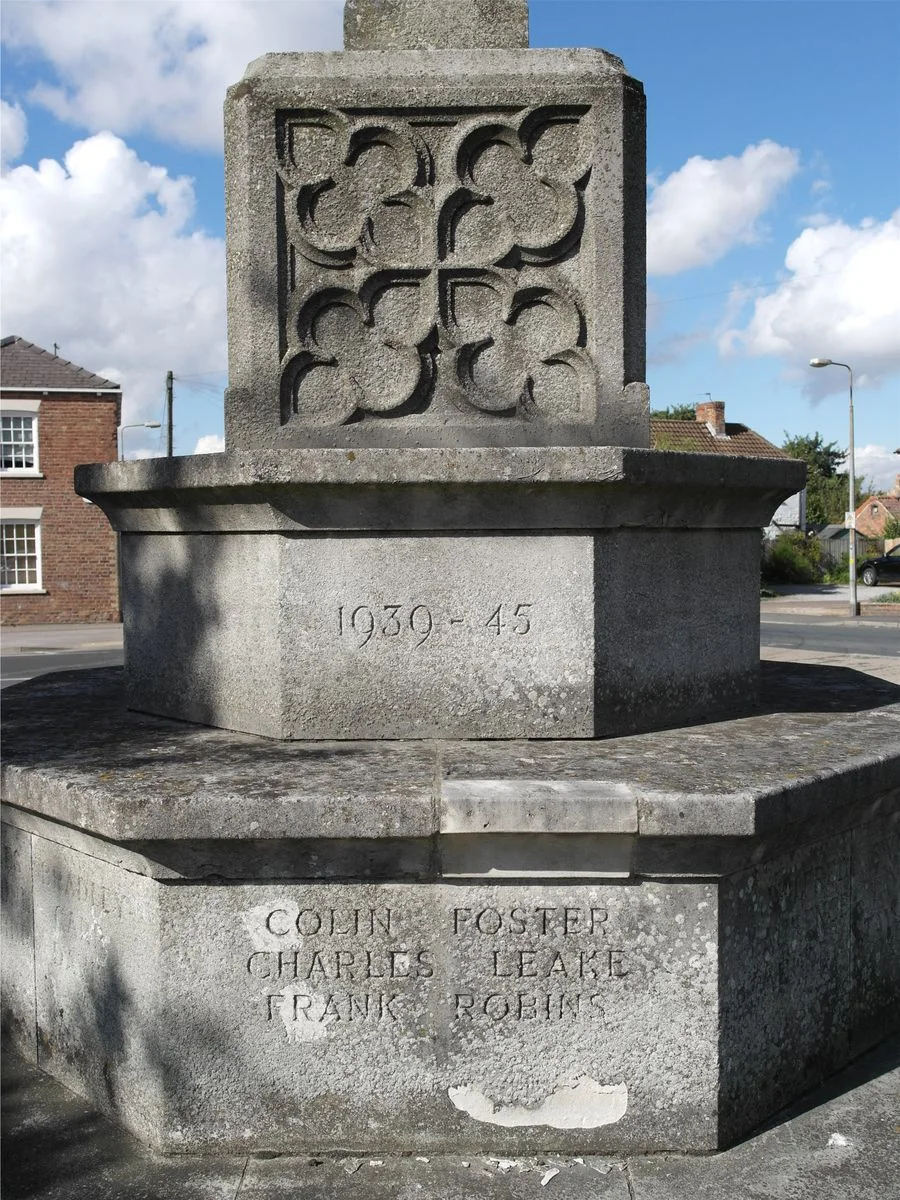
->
<box><xmin>858</xmin><ymin>545</ymin><xmax>900</xmax><ymax>586</ymax></box>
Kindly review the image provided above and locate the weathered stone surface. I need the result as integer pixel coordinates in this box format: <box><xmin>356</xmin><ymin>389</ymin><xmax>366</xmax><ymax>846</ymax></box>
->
<box><xmin>76</xmin><ymin>447</ymin><xmax>805</xmax><ymax>532</ymax></box>
<box><xmin>3</xmin><ymin>672</ymin><xmax>899</xmax><ymax>1152</ymax></box>
<box><xmin>344</xmin><ymin>0</ymin><xmax>529</xmax><ymax>50</ymax></box>
<box><xmin>0</xmin><ymin>821</ymin><xmax>35</xmax><ymax>1059</ymax></box>
<box><xmin>73</xmin><ymin>448</ymin><xmax>802</xmax><ymax>742</ymax></box>
<box><xmin>122</xmin><ymin>531</ymin><xmax>282</xmax><ymax>738</ymax></box>
<box><xmin>13</xmin><ymin>828</ymin><xmax>721</xmax><ymax>1153</ymax></box>
<box><xmin>849</xmin><ymin>807</ymin><xmax>900</xmax><ymax>1052</ymax></box>
<box><xmin>2</xmin><ymin>669</ymin><xmax>898</xmax><ymax>850</ymax></box>
<box><xmin>6</xmin><ymin>1038</ymin><xmax>899</xmax><ymax>1200</ymax></box>
<box><xmin>30</xmin><ymin>836</ymin><xmax>163</xmax><ymax>1141</ymax></box>
<box><xmin>115</xmin><ymin>527</ymin><xmax>755</xmax><ymax>739</ymax></box>
<box><xmin>441</xmin><ymin>780</ymin><xmax>637</xmax><ymax>835</ymax></box>
<box><xmin>279</xmin><ymin>533</ymin><xmax>593</xmax><ymax>738</ymax></box>
<box><xmin>224</xmin><ymin>48</ymin><xmax>647</xmax><ymax>448</ymax></box>
<box><xmin>4</xmin><ymin>798</ymin><xmax>898</xmax><ymax>1154</ymax></box>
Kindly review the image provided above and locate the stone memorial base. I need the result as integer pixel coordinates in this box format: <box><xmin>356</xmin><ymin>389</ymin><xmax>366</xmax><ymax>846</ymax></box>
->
<box><xmin>3</xmin><ymin>668</ymin><xmax>898</xmax><ymax>1155</ymax></box>
<box><xmin>76</xmin><ymin>446</ymin><xmax>803</xmax><ymax>739</ymax></box>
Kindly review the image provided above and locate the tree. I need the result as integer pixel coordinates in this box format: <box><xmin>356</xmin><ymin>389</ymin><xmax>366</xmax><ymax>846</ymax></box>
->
<box><xmin>781</xmin><ymin>433</ymin><xmax>844</xmax><ymax>479</ymax></box>
<box><xmin>781</xmin><ymin>432</ymin><xmax>872</xmax><ymax>527</ymax></box>
<box><xmin>651</xmin><ymin>402</ymin><xmax>696</xmax><ymax>421</ymax></box>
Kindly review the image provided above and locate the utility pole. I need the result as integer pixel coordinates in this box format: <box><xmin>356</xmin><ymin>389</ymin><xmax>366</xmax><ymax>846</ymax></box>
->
<box><xmin>165</xmin><ymin>370</ymin><xmax>174</xmax><ymax>457</ymax></box>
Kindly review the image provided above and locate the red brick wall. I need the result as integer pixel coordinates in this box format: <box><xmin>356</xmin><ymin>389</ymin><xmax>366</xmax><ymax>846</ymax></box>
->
<box><xmin>855</xmin><ymin>497</ymin><xmax>900</xmax><ymax>539</ymax></box>
<box><xmin>1</xmin><ymin>391</ymin><xmax>121</xmax><ymax>625</ymax></box>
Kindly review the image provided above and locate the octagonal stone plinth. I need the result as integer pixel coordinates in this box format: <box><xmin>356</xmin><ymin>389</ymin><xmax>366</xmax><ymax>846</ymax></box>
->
<box><xmin>2</xmin><ymin>668</ymin><xmax>898</xmax><ymax>1154</ymax></box>
<box><xmin>76</xmin><ymin>446</ymin><xmax>803</xmax><ymax>740</ymax></box>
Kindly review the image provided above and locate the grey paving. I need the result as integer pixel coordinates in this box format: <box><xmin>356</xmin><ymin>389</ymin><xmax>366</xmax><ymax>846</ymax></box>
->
<box><xmin>3</xmin><ymin>1037</ymin><xmax>898</xmax><ymax>1198</ymax></box>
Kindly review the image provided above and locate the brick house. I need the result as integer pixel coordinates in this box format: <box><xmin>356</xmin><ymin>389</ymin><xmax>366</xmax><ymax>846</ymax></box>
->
<box><xmin>1</xmin><ymin>337</ymin><xmax>121</xmax><ymax>625</ymax></box>
<box><xmin>854</xmin><ymin>492</ymin><xmax>900</xmax><ymax>539</ymax></box>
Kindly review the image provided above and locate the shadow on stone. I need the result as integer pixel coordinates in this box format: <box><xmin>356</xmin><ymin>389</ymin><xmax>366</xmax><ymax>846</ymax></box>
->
<box><xmin>746</xmin><ymin>1031</ymin><xmax>900</xmax><ymax>1141</ymax></box>
<box><xmin>1</xmin><ymin>1055</ymin><xmax>122</xmax><ymax>1197</ymax></box>
<box><xmin>759</xmin><ymin>660</ymin><xmax>900</xmax><ymax>714</ymax></box>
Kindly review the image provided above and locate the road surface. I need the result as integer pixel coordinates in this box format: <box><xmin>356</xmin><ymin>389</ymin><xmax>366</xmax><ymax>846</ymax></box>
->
<box><xmin>760</xmin><ymin>612</ymin><xmax>899</xmax><ymax>658</ymax></box>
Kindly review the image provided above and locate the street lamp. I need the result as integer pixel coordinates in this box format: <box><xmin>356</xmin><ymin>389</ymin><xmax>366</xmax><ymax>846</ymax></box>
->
<box><xmin>809</xmin><ymin>358</ymin><xmax>857</xmax><ymax>616</ymax></box>
<box><xmin>118</xmin><ymin>421</ymin><xmax>161</xmax><ymax>460</ymax></box>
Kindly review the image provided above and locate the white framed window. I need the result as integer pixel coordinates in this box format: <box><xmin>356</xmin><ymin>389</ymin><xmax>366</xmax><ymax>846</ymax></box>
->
<box><xmin>0</xmin><ymin>401</ymin><xmax>41</xmax><ymax>475</ymax></box>
<box><xmin>0</xmin><ymin>508</ymin><xmax>44</xmax><ymax>592</ymax></box>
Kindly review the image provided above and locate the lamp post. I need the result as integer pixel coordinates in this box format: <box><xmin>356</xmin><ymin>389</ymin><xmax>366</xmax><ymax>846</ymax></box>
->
<box><xmin>809</xmin><ymin>358</ymin><xmax>857</xmax><ymax>616</ymax></box>
<box><xmin>118</xmin><ymin>421</ymin><xmax>161</xmax><ymax>460</ymax></box>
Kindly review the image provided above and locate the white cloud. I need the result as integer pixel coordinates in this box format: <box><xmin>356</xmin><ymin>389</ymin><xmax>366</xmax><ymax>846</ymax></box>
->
<box><xmin>647</xmin><ymin>140</ymin><xmax>799</xmax><ymax>276</ymax></box>
<box><xmin>193</xmin><ymin>433</ymin><xmax>225</xmax><ymax>454</ymax></box>
<box><xmin>0</xmin><ymin>99</ymin><xmax>27</xmax><ymax>170</ymax></box>
<box><xmin>854</xmin><ymin>445</ymin><xmax>900</xmax><ymax>495</ymax></box>
<box><xmin>1</xmin><ymin>0</ymin><xmax>343</xmax><ymax>151</ymax></box>
<box><xmin>720</xmin><ymin>210</ymin><xmax>900</xmax><ymax>388</ymax></box>
<box><xmin>0</xmin><ymin>131</ymin><xmax>226</xmax><ymax>423</ymax></box>
<box><xmin>797</xmin><ymin>211</ymin><xmax>834</xmax><ymax>229</ymax></box>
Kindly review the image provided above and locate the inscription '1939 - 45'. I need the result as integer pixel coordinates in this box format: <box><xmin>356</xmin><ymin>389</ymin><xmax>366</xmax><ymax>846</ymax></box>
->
<box><xmin>337</xmin><ymin>602</ymin><xmax>533</xmax><ymax>647</ymax></box>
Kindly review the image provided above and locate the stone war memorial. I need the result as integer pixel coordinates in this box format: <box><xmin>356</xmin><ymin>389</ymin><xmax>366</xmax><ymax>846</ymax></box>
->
<box><xmin>2</xmin><ymin>0</ymin><xmax>898</xmax><ymax>1161</ymax></box>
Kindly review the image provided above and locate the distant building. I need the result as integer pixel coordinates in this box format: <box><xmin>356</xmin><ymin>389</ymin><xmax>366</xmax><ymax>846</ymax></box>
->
<box><xmin>1</xmin><ymin>337</ymin><xmax>121</xmax><ymax>625</ymax></box>
<box><xmin>854</xmin><ymin>493</ymin><xmax>900</xmax><ymax>539</ymax></box>
<box><xmin>650</xmin><ymin>400</ymin><xmax>803</xmax><ymax>537</ymax></box>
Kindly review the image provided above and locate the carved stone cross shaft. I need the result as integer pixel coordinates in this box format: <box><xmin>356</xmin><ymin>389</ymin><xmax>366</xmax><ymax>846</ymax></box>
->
<box><xmin>344</xmin><ymin>0</ymin><xmax>529</xmax><ymax>50</ymax></box>
<box><xmin>224</xmin><ymin>0</ymin><xmax>648</xmax><ymax>447</ymax></box>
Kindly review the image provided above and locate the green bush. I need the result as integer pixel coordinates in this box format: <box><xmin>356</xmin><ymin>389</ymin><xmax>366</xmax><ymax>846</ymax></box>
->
<box><xmin>762</xmin><ymin>532</ymin><xmax>823</xmax><ymax>584</ymax></box>
<box><xmin>822</xmin><ymin>553</ymin><xmax>850</xmax><ymax>584</ymax></box>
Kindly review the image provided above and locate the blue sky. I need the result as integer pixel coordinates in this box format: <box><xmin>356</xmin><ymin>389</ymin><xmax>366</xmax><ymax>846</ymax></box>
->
<box><xmin>1</xmin><ymin>0</ymin><xmax>898</xmax><ymax>487</ymax></box>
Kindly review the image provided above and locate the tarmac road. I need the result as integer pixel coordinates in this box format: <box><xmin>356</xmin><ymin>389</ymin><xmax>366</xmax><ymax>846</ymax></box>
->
<box><xmin>760</xmin><ymin>612</ymin><xmax>900</xmax><ymax>659</ymax></box>
<box><xmin>0</xmin><ymin>646</ymin><xmax>125</xmax><ymax>688</ymax></box>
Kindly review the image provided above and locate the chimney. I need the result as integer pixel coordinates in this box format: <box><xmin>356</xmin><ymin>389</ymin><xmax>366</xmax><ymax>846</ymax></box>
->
<box><xmin>696</xmin><ymin>399</ymin><xmax>726</xmax><ymax>438</ymax></box>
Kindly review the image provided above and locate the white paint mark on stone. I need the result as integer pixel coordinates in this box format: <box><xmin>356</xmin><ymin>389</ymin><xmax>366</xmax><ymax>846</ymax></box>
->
<box><xmin>242</xmin><ymin>901</ymin><xmax>300</xmax><ymax>951</ymax></box>
<box><xmin>449</xmin><ymin>1079</ymin><xmax>628</xmax><ymax>1129</ymax></box>
<box><xmin>828</xmin><ymin>1132</ymin><xmax>851</xmax><ymax>1147</ymax></box>
<box><xmin>272</xmin><ymin>986</ymin><xmax>337</xmax><ymax>1042</ymax></box>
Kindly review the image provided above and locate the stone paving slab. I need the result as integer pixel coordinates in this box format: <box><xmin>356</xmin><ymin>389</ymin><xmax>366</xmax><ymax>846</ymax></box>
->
<box><xmin>2</xmin><ymin>1037</ymin><xmax>898</xmax><ymax>1199</ymax></box>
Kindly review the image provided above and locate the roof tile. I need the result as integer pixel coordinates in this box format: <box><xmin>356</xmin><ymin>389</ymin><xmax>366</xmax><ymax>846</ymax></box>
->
<box><xmin>650</xmin><ymin>419</ymin><xmax>790</xmax><ymax>459</ymax></box>
<box><xmin>1</xmin><ymin>336</ymin><xmax>121</xmax><ymax>392</ymax></box>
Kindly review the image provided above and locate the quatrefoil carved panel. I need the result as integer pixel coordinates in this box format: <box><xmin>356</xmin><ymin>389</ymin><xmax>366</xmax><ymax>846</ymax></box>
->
<box><xmin>282</xmin><ymin>276</ymin><xmax>436</xmax><ymax>423</ymax></box>
<box><xmin>277</xmin><ymin>105</ymin><xmax>594</xmax><ymax>426</ymax></box>
<box><xmin>447</xmin><ymin>272</ymin><xmax>593</xmax><ymax>419</ymax></box>
<box><xmin>280</xmin><ymin>110</ymin><xmax>435</xmax><ymax>269</ymax></box>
